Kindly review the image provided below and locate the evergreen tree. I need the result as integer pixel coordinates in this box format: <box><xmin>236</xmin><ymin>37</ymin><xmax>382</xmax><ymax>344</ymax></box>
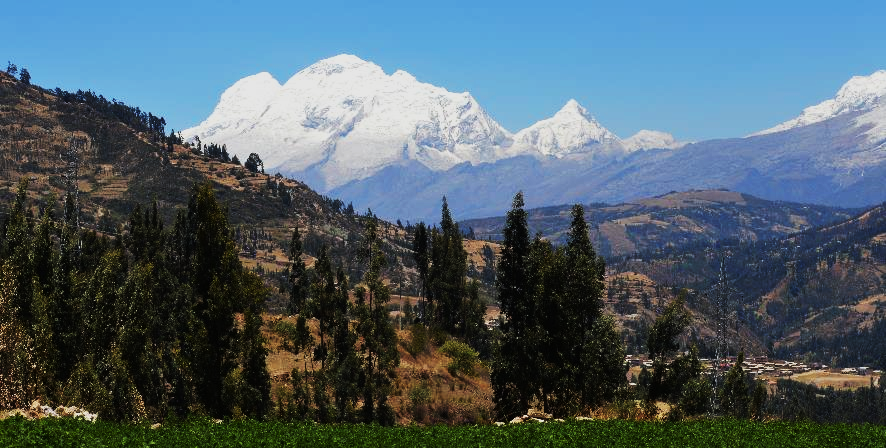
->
<box><xmin>287</xmin><ymin>226</ymin><xmax>309</xmax><ymax>315</ymax></box>
<box><xmin>330</xmin><ymin>268</ymin><xmax>360</xmax><ymax>422</ymax></box>
<box><xmin>528</xmin><ymin>235</ymin><xmax>569</xmax><ymax>413</ymax></box>
<box><xmin>1</xmin><ymin>180</ymin><xmax>34</xmax><ymax>323</ymax></box>
<box><xmin>462</xmin><ymin>279</ymin><xmax>486</xmax><ymax>350</ymax></box>
<box><xmin>309</xmin><ymin>245</ymin><xmax>336</xmax><ymax>369</ymax></box>
<box><xmin>427</xmin><ymin>197</ymin><xmax>468</xmax><ymax>333</ymax></box>
<box><xmin>582</xmin><ymin>315</ymin><xmax>626</xmax><ymax>406</ymax></box>
<box><xmin>237</xmin><ymin>272</ymin><xmax>272</xmax><ymax>418</ymax></box>
<box><xmin>492</xmin><ymin>192</ymin><xmax>538</xmax><ymax>419</ymax></box>
<box><xmin>245</xmin><ymin>153</ymin><xmax>264</xmax><ymax>173</ymax></box>
<box><xmin>51</xmin><ymin>194</ymin><xmax>81</xmax><ymax>387</ymax></box>
<box><xmin>411</xmin><ymin>222</ymin><xmax>429</xmax><ymax>322</ymax></box>
<box><xmin>564</xmin><ymin>204</ymin><xmax>618</xmax><ymax>407</ymax></box>
<box><xmin>646</xmin><ymin>292</ymin><xmax>699</xmax><ymax>402</ymax></box>
<box><xmin>272</xmin><ymin>313</ymin><xmax>313</xmax><ymax>421</ymax></box>
<box><xmin>354</xmin><ymin>217</ymin><xmax>399</xmax><ymax>425</ymax></box>
<box><xmin>19</xmin><ymin>68</ymin><xmax>30</xmax><ymax>85</ymax></box>
<box><xmin>720</xmin><ymin>351</ymin><xmax>750</xmax><ymax>418</ymax></box>
<box><xmin>171</xmin><ymin>182</ymin><xmax>258</xmax><ymax>416</ymax></box>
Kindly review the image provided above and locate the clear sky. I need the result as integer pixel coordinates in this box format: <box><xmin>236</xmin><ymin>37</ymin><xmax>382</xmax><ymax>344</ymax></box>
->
<box><xmin>3</xmin><ymin>0</ymin><xmax>884</xmax><ymax>141</ymax></box>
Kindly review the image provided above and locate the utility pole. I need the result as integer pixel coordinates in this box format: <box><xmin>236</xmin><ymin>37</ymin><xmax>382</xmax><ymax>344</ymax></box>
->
<box><xmin>63</xmin><ymin>135</ymin><xmax>86</xmax><ymax>229</ymax></box>
<box><xmin>710</xmin><ymin>255</ymin><xmax>733</xmax><ymax>415</ymax></box>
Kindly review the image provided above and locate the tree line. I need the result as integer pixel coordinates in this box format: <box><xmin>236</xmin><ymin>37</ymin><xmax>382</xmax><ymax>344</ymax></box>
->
<box><xmin>0</xmin><ymin>180</ymin><xmax>780</xmax><ymax>423</ymax></box>
<box><xmin>271</xmin><ymin>217</ymin><xmax>400</xmax><ymax>424</ymax></box>
<box><xmin>0</xmin><ymin>181</ymin><xmax>270</xmax><ymax>422</ymax></box>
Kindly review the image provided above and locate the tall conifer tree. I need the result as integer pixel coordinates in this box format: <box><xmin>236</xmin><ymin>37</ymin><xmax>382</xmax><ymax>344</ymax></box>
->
<box><xmin>491</xmin><ymin>192</ymin><xmax>538</xmax><ymax>419</ymax></box>
<box><xmin>355</xmin><ymin>217</ymin><xmax>399</xmax><ymax>425</ymax></box>
<box><xmin>288</xmin><ymin>226</ymin><xmax>309</xmax><ymax>315</ymax></box>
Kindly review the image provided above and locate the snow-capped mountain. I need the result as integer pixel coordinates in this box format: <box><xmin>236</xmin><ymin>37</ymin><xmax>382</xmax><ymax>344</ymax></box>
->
<box><xmin>507</xmin><ymin>99</ymin><xmax>625</xmax><ymax>158</ymax></box>
<box><xmin>331</xmin><ymin>69</ymin><xmax>886</xmax><ymax>222</ymax></box>
<box><xmin>186</xmin><ymin>55</ymin><xmax>886</xmax><ymax>223</ymax></box>
<box><xmin>184</xmin><ymin>54</ymin><xmax>678</xmax><ymax>190</ymax></box>
<box><xmin>752</xmin><ymin>70</ymin><xmax>886</xmax><ymax>136</ymax></box>
<box><xmin>184</xmin><ymin>54</ymin><xmax>512</xmax><ymax>189</ymax></box>
<box><xmin>623</xmin><ymin>130</ymin><xmax>686</xmax><ymax>151</ymax></box>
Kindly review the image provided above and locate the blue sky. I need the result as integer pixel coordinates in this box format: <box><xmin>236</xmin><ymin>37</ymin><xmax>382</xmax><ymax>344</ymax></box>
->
<box><xmin>3</xmin><ymin>0</ymin><xmax>884</xmax><ymax>140</ymax></box>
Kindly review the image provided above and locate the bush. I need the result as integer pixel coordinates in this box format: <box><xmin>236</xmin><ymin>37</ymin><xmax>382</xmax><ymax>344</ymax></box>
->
<box><xmin>406</xmin><ymin>324</ymin><xmax>429</xmax><ymax>357</ymax></box>
<box><xmin>677</xmin><ymin>377</ymin><xmax>712</xmax><ymax>416</ymax></box>
<box><xmin>408</xmin><ymin>383</ymin><xmax>431</xmax><ymax>422</ymax></box>
<box><xmin>439</xmin><ymin>340</ymin><xmax>479</xmax><ymax>377</ymax></box>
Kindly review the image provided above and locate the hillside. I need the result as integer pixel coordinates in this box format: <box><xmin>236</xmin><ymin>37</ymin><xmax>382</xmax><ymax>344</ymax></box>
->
<box><xmin>462</xmin><ymin>190</ymin><xmax>855</xmax><ymax>258</ymax></box>
<box><xmin>0</xmin><ymin>68</ymin><xmax>771</xmax><ymax>352</ymax></box>
<box><xmin>614</xmin><ymin>201</ymin><xmax>886</xmax><ymax>366</ymax></box>
<box><xmin>0</xmin><ymin>70</ymin><xmax>423</xmax><ymax>297</ymax></box>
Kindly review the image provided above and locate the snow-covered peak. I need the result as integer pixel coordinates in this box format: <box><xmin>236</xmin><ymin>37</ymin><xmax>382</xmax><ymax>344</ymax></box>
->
<box><xmin>555</xmin><ymin>98</ymin><xmax>591</xmax><ymax>118</ymax></box>
<box><xmin>299</xmin><ymin>54</ymin><xmax>378</xmax><ymax>76</ymax></box>
<box><xmin>511</xmin><ymin>99</ymin><xmax>621</xmax><ymax>158</ymax></box>
<box><xmin>752</xmin><ymin>70</ymin><xmax>886</xmax><ymax>136</ymax></box>
<box><xmin>623</xmin><ymin>130</ymin><xmax>686</xmax><ymax>151</ymax></box>
<box><xmin>183</xmin><ymin>54</ymin><xmax>511</xmax><ymax>189</ymax></box>
<box><xmin>191</xmin><ymin>72</ymin><xmax>282</xmax><ymax>137</ymax></box>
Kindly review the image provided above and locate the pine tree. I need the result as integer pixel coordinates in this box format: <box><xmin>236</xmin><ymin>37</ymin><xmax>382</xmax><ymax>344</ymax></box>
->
<box><xmin>720</xmin><ymin>351</ymin><xmax>750</xmax><ymax>418</ymax></box>
<box><xmin>310</xmin><ymin>245</ymin><xmax>336</xmax><ymax>369</ymax></box>
<box><xmin>354</xmin><ymin>217</ymin><xmax>399</xmax><ymax>424</ymax></box>
<box><xmin>411</xmin><ymin>222</ymin><xmax>429</xmax><ymax>322</ymax></box>
<box><xmin>646</xmin><ymin>292</ymin><xmax>696</xmax><ymax>402</ymax></box>
<box><xmin>492</xmin><ymin>192</ymin><xmax>538</xmax><ymax>419</ymax></box>
<box><xmin>427</xmin><ymin>197</ymin><xmax>468</xmax><ymax>333</ymax></box>
<box><xmin>330</xmin><ymin>268</ymin><xmax>360</xmax><ymax>422</ymax></box>
<box><xmin>582</xmin><ymin>315</ymin><xmax>626</xmax><ymax>406</ymax></box>
<box><xmin>287</xmin><ymin>227</ymin><xmax>310</xmax><ymax>315</ymax></box>
<box><xmin>1</xmin><ymin>180</ymin><xmax>34</xmax><ymax>323</ymax></box>
<box><xmin>462</xmin><ymin>279</ymin><xmax>486</xmax><ymax>349</ymax></box>
<box><xmin>245</xmin><ymin>153</ymin><xmax>264</xmax><ymax>173</ymax></box>
<box><xmin>51</xmin><ymin>195</ymin><xmax>81</xmax><ymax>387</ymax></box>
<box><xmin>563</xmin><ymin>204</ymin><xmax>619</xmax><ymax>408</ymax></box>
<box><xmin>237</xmin><ymin>272</ymin><xmax>272</xmax><ymax>418</ymax></box>
<box><xmin>528</xmin><ymin>235</ymin><xmax>568</xmax><ymax>413</ymax></box>
<box><xmin>172</xmin><ymin>182</ymin><xmax>255</xmax><ymax>416</ymax></box>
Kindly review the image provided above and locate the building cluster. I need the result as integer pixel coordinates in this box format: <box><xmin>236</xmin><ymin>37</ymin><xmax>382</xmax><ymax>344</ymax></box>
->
<box><xmin>624</xmin><ymin>354</ymin><xmax>883</xmax><ymax>380</ymax></box>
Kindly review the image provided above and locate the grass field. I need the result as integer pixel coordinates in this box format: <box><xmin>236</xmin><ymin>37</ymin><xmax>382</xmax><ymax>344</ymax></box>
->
<box><xmin>4</xmin><ymin>417</ymin><xmax>886</xmax><ymax>447</ymax></box>
<box><xmin>789</xmin><ymin>371</ymin><xmax>877</xmax><ymax>390</ymax></box>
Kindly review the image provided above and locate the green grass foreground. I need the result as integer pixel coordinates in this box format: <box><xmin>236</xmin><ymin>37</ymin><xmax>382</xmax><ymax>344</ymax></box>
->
<box><xmin>3</xmin><ymin>417</ymin><xmax>885</xmax><ymax>447</ymax></box>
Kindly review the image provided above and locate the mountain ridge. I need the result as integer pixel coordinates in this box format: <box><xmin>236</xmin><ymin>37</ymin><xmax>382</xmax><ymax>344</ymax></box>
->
<box><xmin>460</xmin><ymin>189</ymin><xmax>857</xmax><ymax>257</ymax></box>
<box><xmin>186</xmin><ymin>56</ymin><xmax>886</xmax><ymax>222</ymax></box>
<box><xmin>183</xmin><ymin>54</ymin><xmax>680</xmax><ymax>190</ymax></box>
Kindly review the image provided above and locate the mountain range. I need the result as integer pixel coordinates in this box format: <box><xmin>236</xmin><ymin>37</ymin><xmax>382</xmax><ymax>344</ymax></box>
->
<box><xmin>184</xmin><ymin>55</ymin><xmax>886</xmax><ymax>222</ymax></box>
<box><xmin>460</xmin><ymin>189</ymin><xmax>856</xmax><ymax>258</ymax></box>
<box><xmin>3</xmin><ymin>60</ymin><xmax>886</xmax><ymax>372</ymax></box>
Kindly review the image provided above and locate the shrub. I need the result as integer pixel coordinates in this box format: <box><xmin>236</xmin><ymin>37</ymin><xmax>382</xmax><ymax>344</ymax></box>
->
<box><xmin>439</xmin><ymin>340</ymin><xmax>479</xmax><ymax>377</ymax></box>
<box><xmin>408</xmin><ymin>383</ymin><xmax>431</xmax><ymax>422</ymax></box>
<box><xmin>406</xmin><ymin>324</ymin><xmax>429</xmax><ymax>357</ymax></box>
<box><xmin>677</xmin><ymin>377</ymin><xmax>712</xmax><ymax>416</ymax></box>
